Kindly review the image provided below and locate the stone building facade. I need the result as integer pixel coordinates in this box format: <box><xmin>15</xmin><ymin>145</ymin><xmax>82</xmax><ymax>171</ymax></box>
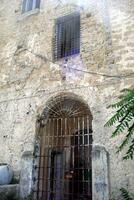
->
<box><xmin>0</xmin><ymin>0</ymin><xmax>134</xmax><ymax>199</ymax></box>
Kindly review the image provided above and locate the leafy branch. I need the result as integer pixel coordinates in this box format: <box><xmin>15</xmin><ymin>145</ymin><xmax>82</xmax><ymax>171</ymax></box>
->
<box><xmin>120</xmin><ymin>188</ymin><xmax>134</xmax><ymax>200</ymax></box>
<box><xmin>105</xmin><ymin>88</ymin><xmax>134</xmax><ymax>160</ymax></box>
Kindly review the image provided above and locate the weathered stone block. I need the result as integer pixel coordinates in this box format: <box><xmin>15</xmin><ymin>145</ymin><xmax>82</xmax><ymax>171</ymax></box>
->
<box><xmin>0</xmin><ymin>184</ymin><xmax>19</xmax><ymax>199</ymax></box>
<box><xmin>19</xmin><ymin>151</ymin><xmax>33</xmax><ymax>198</ymax></box>
<box><xmin>92</xmin><ymin>145</ymin><xmax>109</xmax><ymax>200</ymax></box>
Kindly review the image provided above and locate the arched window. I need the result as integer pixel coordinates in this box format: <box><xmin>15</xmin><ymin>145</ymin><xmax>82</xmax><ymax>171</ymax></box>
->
<box><xmin>34</xmin><ymin>94</ymin><xmax>93</xmax><ymax>200</ymax></box>
<box><xmin>22</xmin><ymin>0</ymin><xmax>40</xmax><ymax>13</ymax></box>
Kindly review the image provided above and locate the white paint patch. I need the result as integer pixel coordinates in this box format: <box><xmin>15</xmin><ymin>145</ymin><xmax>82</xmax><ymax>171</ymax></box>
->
<box><xmin>50</xmin><ymin>62</ymin><xmax>60</xmax><ymax>72</ymax></box>
<box><xmin>50</xmin><ymin>0</ymin><xmax>90</xmax><ymax>9</ymax></box>
<box><xmin>60</xmin><ymin>55</ymin><xmax>84</xmax><ymax>83</ymax></box>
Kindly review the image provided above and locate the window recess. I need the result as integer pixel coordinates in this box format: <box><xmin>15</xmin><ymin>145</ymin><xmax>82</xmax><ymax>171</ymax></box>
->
<box><xmin>53</xmin><ymin>12</ymin><xmax>80</xmax><ymax>60</ymax></box>
<box><xmin>22</xmin><ymin>0</ymin><xmax>40</xmax><ymax>13</ymax></box>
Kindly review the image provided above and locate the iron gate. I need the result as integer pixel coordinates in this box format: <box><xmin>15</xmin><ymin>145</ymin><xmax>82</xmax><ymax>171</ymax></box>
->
<box><xmin>34</xmin><ymin>115</ymin><xmax>92</xmax><ymax>200</ymax></box>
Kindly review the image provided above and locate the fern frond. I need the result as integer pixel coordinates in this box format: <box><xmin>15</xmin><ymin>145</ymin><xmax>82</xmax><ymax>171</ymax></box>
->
<box><xmin>111</xmin><ymin>123</ymin><xmax>127</xmax><ymax>137</ymax></box>
<box><xmin>117</xmin><ymin>123</ymin><xmax>134</xmax><ymax>152</ymax></box>
<box><xmin>120</xmin><ymin>188</ymin><xmax>133</xmax><ymax>200</ymax></box>
<box><xmin>109</xmin><ymin>89</ymin><xmax>134</xmax><ymax>109</ymax></box>
<box><xmin>105</xmin><ymin>88</ymin><xmax>134</xmax><ymax>159</ymax></box>
<box><xmin>123</xmin><ymin>139</ymin><xmax>134</xmax><ymax>160</ymax></box>
<box><xmin>105</xmin><ymin>102</ymin><xmax>134</xmax><ymax>128</ymax></box>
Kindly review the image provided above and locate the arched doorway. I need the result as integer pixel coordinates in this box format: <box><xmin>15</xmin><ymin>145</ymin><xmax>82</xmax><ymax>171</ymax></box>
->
<box><xmin>34</xmin><ymin>94</ymin><xmax>93</xmax><ymax>200</ymax></box>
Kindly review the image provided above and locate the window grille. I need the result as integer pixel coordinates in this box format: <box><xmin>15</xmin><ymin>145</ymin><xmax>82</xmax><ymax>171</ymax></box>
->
<box><xmin>33</xmin><ymin>96</ymin><xmax>93</xmax><ymax>200</ymax></box>
<box><xmin>53</xmin><ymin>12</ymin><xmax>80</xmax><ymax>60</ymax></box>
<box><xmin>34</xmin><ymin>117</ymin><xmax>92</xmax><ymax>200</ymax></box>
<box><xmin>22</xmin><ymin>0</ymin><xmax>40</xmax><ymax>13</ymax></box>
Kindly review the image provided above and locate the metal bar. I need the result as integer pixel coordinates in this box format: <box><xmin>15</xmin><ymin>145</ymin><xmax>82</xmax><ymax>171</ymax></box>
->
<box><xmin>87</xmin><ymin>115</ymin><xmax>90</xmax><ymax>197</ymax></box>
<box><xmin>36</xmin><ymin>113</ymin><xmax>92</xmax><ymax>200</ymax></box>
<box><xmin>47</xmin><ymin>119</ymin><xmax>51</xmax><ymax>200</ymax></box>
<box><xmin>41</xmin><ymin>124</ymin><xmax>47</xmax><ymax>199</ymax></box>
<box><xmin>82</xmin><ymin>116</ymin><xmax>85</xmax><ymax>196</ymax></box>
<box><xmin>53</xmin><ymin>118</ymin><xmax>57</xmax><ymax>199</ymax></box>
<box><xmin>37</xmin><ymin>127</ymin><xmax>43</xmax><ymax>200</ymax></box>
<box><xmin>72</xmin><ymin>117</ymin><xmax>75</xmax><ymax>200</ymax></box>
<box><xmin>55</xmin><ymin>118</ymin><xmax>58</xmax><ymax>148</ymax></box>
<box><xmin>77</xmin><ymin>116</ymin><xmax>80</xmax><ymax>199</ymax></box>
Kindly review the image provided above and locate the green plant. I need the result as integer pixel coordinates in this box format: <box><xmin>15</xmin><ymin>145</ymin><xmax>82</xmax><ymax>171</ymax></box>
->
<box><xmin>105</xmin><ymin>88</ymin><xmax>134</xmax><ymax>160</ymax></box>
<box><xmin>18</xmin><ymin>194</ymin><xmax>33</xmax><ymax>200</ymax></box>
<box><xmin>0</xmin><ymin>193</ymin><xmax>33</xmax><ymax>200</ymax></box>
<box><xmin>110</xmin><ymin>188</ymin><xmax>134</xmax><ymax>200</ymax></box>
<box><xmin>120</xmin><ymin>188</ymin><xmax>134</xmax><ymax>200</ymax></box>
<box><xmin>0</xmin><ymin>193</ymin><xmax>17</xmax><ymax>200</ymax></box>
<box><xmin>10</xmin><ymin>176</ymin><xmax>20</xmax><ymax>184</ymax></box>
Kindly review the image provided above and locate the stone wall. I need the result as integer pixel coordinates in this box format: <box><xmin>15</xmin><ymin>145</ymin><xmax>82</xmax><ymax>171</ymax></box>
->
<box><xmin>0</xmin><ymin>0</ymin><xmax>134</xmax><ymax>198</ymax></box>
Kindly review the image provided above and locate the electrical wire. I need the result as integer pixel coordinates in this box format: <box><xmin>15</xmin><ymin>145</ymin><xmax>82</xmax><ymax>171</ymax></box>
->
<box><xmin>67</xmin><ymin>66</ymin><xmax>134</xmax><ymax>78</ymax></box>
<box><xmin>19</xmin><ymin>48</ymin><xmax>134</xmax><ymax>79</ymax></box>
<box><xmin>0</xmin><ymin>49</ymin><xmax>133</xmax><ymax>101</ymax></box>
<box><xmin>0</xmin><ymin>80</ymin><xmax>130</xmax><ymax>105</ymax></box>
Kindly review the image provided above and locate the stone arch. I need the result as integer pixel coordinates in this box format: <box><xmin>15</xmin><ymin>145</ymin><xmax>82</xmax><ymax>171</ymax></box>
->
<box><xmin>19</xmin><ymin>93</ymin><xmax>109</xmax><ymax>200</ymax></box>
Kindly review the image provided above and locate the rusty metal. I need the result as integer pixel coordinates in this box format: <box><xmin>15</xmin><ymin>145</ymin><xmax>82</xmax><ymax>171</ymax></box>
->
<box><xmin>34</xmin><ymin>115</ymin><xmax>92</xmax><ymax>200</ymax></box>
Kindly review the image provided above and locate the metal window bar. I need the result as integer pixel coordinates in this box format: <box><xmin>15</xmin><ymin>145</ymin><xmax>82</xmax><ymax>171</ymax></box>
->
<box><xmin>54</xmin><ymin>13</ymin><xmax>80</xmax><ymax>60</ymax></box>
<box><xmin>35</xmin><ymin>0</ymin><xmax>40</xmax><ymax>9</ymax></box>
<box><xmin>32</xmin><ymin>0</ymin><xmax>37</xmax><ymax>9</ymax></box>
<box><xmin>26</xmin><ymin>0</ymin><xmax>33</xmax><ymax>12</ymax></box>
<box><xmin>22</xmin><ymin>0</ymin><xmax>40</xmax><ymax>13</ymax></box>
<box><xmin>35</xmin><ymin>116</ymin><xmax>92</xmax><ymax>200</ymax></box>
<box><xmin>22</xmin><ymin>0</ymin><xmax>27</xmax><ymax>13</ymax></box>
